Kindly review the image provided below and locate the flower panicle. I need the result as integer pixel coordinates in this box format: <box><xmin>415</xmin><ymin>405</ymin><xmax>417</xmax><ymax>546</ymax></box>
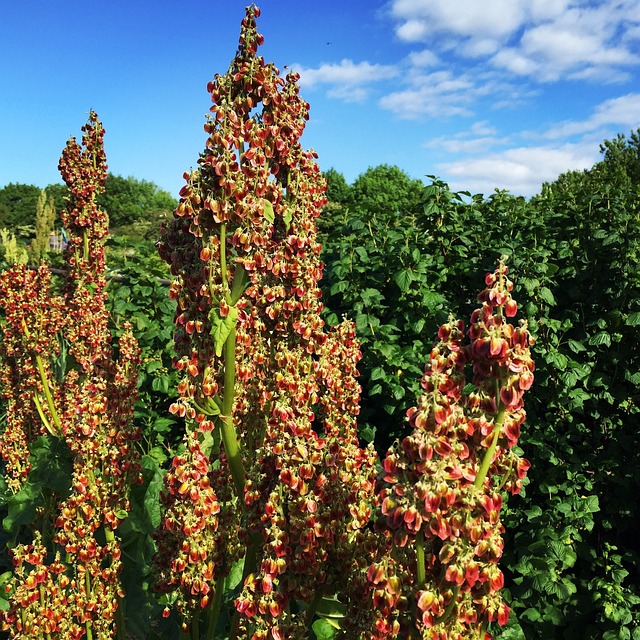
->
<box><xmin>370</xmin><ymin>258</ymin><xmax>533</xmax><ymax>638</ymax></box>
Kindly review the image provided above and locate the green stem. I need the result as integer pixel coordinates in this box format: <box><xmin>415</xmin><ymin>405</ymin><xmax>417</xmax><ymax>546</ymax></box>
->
<box><xmin>230</xmin><ymin>263</ymin><xmax>248</xmax><ymax>305</ymax></box>
<box><xmin>83</xmin><ymin>229</ymin><xmax>89</xmax><ymax>263</ymax></box>
<box><xmin>104</xmin><ymin>527</ymin><xmax>125</xmax><ymax>640</ymax></box>
<box><xmin>229</xmin><ymin>540</ymin><xmax>259</xmax><ymax>640</ymax></box>
<box><xmin>191</xmin><ymin>613</ymin><xmax>200</xmax><ymax>640</ymax></box>
<box><xmin>435</xmin><ymin>585</ymin><xmax>461</xmax><ymax>625</ymax></box>
<box><xmin>32</xmin><ymin>392</ymin><xmax>56</xmax><ymax>437</ymax></box>
<box><xmin>474</xmin><ymin>383</ymin><xmax>506</xmax><ymax>489</ymax></box>
<box><xmin>22</xmin><ymin>320</ymin><xmax>61</xmax><ymax>434</ymax></box>
<box><xmin>416</xmin><ymin>529</ymin><xmax>426</xmax><ymax>589</ymax></box>
<box><xmin>40</xmin><ymin>584</ymin><xmax>52</xmax><ymax>640</ymax></box>
<box><xmin>220</xmin><ymin>224</ymin><xmax>231</xmax><ymax>305</ymax></box>
<box><xmin>305</xmin><ymin>592</ymin><xmax>322</xmax><ymax>629</ymax></box>
<box><xmin>220</xmin><ymin>413</ymin><xmax>243</xmax><ymax>496</ymax></box>
<box><xmin>85</xmin><ymin>570</ymin><xmax>94</xmax><ymax>640</ymax></box>
<box><xmin>35</xmin><ymin>353</ymin><xmax>61</xmax><ymax>432</ymax></box>
<box><xmin>204</xmin><ymin>575</ymin><xmax>224</xmax><ymax>640</ymax></box>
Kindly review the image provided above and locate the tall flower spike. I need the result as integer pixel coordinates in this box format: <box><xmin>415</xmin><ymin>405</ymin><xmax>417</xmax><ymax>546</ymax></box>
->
<box><xmin>371</xmin><ymin>259</ymin><xmax>533</xmax><ymax>639</ymax></box>
<box><xmin>1</xmin><ymin>112</ymin><xmax>142</xmax><ymax>640</ymax></box>
<box><xmin>155</xmin><ymin>6</ymin><xmax>378</xmax><ymax>636</ymax></box>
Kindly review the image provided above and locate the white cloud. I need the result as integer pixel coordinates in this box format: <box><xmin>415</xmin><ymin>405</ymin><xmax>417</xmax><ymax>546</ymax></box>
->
<box><xmin>391</xmin><ymin>0</ymin><xmax>526</xmax><ymax>42</ymax></box>
<box><xmin>425</xmin><ymin>121</ymin><xmax>504</xmax><ymax>153</ymax></box>
<box><xmin>438</xmin><ymin>142</ymin><xmax>598</xmax><ymax>196</ymax></box>
<box><xmin>295</xmin><ymin>59</ymin><xmax>398</xmax><ymax>101</ymax></box>
<box><xmin>408</xmin><ymin>49</ymin><xmax>440</xmax><ymax>68</ymax></box>
<box><xmin>379</xmin><ymin>70</ymin><xmax>476</xmax><ymax>119</ymax></box>
<box><xmin>389</xmin><ymin>0</ymin><xmax>640</xmax><ymax>83</ymax></box>
<box><xmin>544</xmin><ymin>93</ymin><xmax>640</xmax><ymax>138</ymax></box>
<box><xmin>490</xmin><ymin>49</ymin><xmax>540</xmax><ymax>77</ymax></box>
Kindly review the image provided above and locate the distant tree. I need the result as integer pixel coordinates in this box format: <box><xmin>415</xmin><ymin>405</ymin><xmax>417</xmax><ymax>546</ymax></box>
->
<box><xmin>44</xmin><ymin>183</ymin><xmax>67</xmax><ymax>217</ymax></box>
<box><xmin>99</xmin><ymin>174</ymin><xmax>177</xmax><ymax>228</ymax></box>
<box><xmin>323</xmin><ymin>167</ymin><xmax>350</xmax><ymax>204</ymax></box>
<box><xmin>0</xmin><ymin>228</ymin><xmax>28</xmax><ymax>266</ymax></box>
<box><xmin>31</xmin><ymin>190</ymin><xmax>56</xmax><ymax>261</ymax></box>
<box><xmin>318</xmin><ymin>168</ymin><xmax>351</xmax><ymax>240</ymax></box>
<box><xmin>0</xmin><ymin>183</ymin><xmax>41</xmax><ymax>232</ymax></box>
<box><xmin>347</xmin><ymin>164</ymin><xmax>425</xmax><ymax>222</ymax></box>
<box><xmin>597</xmin><ymin>129</ymin><xmax>640</xmax><ymax>184</ymax></box>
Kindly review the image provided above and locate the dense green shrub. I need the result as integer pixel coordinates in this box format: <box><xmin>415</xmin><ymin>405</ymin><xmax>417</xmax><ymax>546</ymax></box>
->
<box><xmin>320</xmin><ymin>136</ymin><xmax>640</xmax><ymax>639</ymax></box>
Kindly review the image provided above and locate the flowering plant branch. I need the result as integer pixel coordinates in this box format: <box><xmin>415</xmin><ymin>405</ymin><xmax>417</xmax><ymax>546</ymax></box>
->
<box><xmin>369</xmin><ymin>259</ymin><xmax>534</xmax><ymax>639</ymax></box>
<box><xmin>0</xmin><ymin>112</ymin><xmax>142</xmax><ymax>639</ymax></box>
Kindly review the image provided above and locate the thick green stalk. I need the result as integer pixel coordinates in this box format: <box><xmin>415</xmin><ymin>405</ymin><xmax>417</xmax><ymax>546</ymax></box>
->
<box><xmin>191</xmin><ymin>613</ymin><xmax>200</xmax><ymax>640</ymax></box>
<box><xmin>204</xmin><ymin>575</ymin><xmax>224</xmax><ymax>640</ymax></box>
<box><xmin>305</xmin><ymin>592</ymin><xmax>322</xmax><ymax>629</ymax></box>
<box><xmin>32</xmin><ymin>392</ymin><xmax>56</xmax><ymax>437</ymax></box>
<box><xmin>216</xmin><ymin>222</ymin><xmax>247</xmax><ymax>500</ymax></box>
<box><xmin>474</xmin><ymin>411</ymin><xmax>504</xmax><ymax>489</ymax></box>
<box><xmin>103</xmin><ymin>527</ymin><xmax>125</xmax><ymax>640</ymax></box>
<box><xmin>229</xmin><ymin>540</ymin><xmax>258</xmax><ymax>640</ymax></box>
<box><xmin>435</xmin><ymin>585</ymin><xmax>461</xmax><ymax>625</ymax></box>
<box><xmin>219</xmin><ymin>224</ymin><xmax>231</xmax><ymax>305</ymax></box>
<box><xmin>219</xmin><ymin>324</ymin><xmax>245</xmax><ymax>499</ymax></box>
<box><xmin>83</xmin><ymin>230</ymin><xmax>89</xmax><ymax>263</ymax></box>
<box><xmin>40</xmin><ymin>584</ymin><xmax>52</xmax><ymax>640</ymax></box>
<box><xmin>21</xmin><ymin>319</ymin><xmax>61</xmax><ymax>434</ymax></box>
<box><xmin>85</xmin><ymin>570</ymin><xmax>94</xmax><ymax>640</ymax></box>
<box><xmin>474</xmin><ymin>382</ymin><xmax>506</xmax><ymax>489</ymax></box>
<box><xmin>34</xmin><ymin>352</ymin><xmax>61</xmax><ymax>433</ymax></box>
<box><xmin>416</xmin><ymin>529</ymin><xmax>426</xmax><ymax>589</ymax></box>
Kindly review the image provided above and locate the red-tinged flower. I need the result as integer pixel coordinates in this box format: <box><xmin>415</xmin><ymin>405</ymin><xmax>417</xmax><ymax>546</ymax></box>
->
<box><xmin>369</xmin><ymin>259</ymin><xmax>533</xmax><ymax>638</ymax></box>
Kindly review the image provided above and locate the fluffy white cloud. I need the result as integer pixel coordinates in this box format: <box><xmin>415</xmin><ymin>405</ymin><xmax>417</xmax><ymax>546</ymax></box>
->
<box><xmin>294</xmin><ymin>59</ymin><xmax>398</xmax><ymax>101</ymax></box>
<box><xmin>391</xmin><ymin>0</ymin><xmax>526</xmax><ymax>42</ymax></box>
<box><xmin>425</xmin><ymin>121</ymin><xmax>505</xmax><ymax>153</ymax></box>
<box><xmin>438</xmin><ymin>143</ymin><xmax>598</xmax><ymax>196</ymax></box>
<box><xmin>544</xmin><ymin>93</ymin><xmax>640</xmax><ymax>138</ymax></box>
<box><xmin>389</xmin><ymin>0</ymin><xmax>640</xmax><ymax>83</ymax></box>
<box><xmin>408</xmin><ymin>49</ymin><xmax>440</xmax><ymax>68</ymax></box>
<box><xmin>379</xmin><ymin>70</ymin><xmax>476</xmax><ymax>119</ymax></box>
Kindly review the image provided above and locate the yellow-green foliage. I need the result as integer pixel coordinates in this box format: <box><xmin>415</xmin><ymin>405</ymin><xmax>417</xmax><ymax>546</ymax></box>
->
<box><xmin>0</xmin><ymin>228</ymin><xmax>28</xmax><ymax>265</ymax></box>
<box><xmin>31</xmin><ymin>189</ymin><xmax>56</xmax><ymax>261</ymax></box>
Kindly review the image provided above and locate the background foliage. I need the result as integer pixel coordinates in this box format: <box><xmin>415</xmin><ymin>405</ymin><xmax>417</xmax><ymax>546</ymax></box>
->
<box><xmin>319</xmin><ymin>130</ymin><xmax>640</xmax><ymax>640</ymax></box>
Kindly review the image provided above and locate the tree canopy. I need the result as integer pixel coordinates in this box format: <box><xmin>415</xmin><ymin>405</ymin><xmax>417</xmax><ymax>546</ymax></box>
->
<box><xmin>0</xmin><ymin>175</ymin><xmax>177</xmax><ymax>239</ymax></box>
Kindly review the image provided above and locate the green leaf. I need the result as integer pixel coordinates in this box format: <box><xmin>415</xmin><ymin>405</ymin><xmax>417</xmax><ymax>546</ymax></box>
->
<box><xmin>315</xmin><ymin>594</ymin><xmax>347</xmax><ymax>619</ymax></box>
<box><xmin>209</xmin><ymin>305</ymin><xmax>239</xmax><ymax>357</ymax></box>
<box><xmin>626</xmin><ymin>311</ymin><xmax>640</xmax><ymax>326</ymax></box>
<box><xmin>312</xmin><ymin>619</ymin><xmax>339</xmax><ymax>639</ymax></box>
<box><xmin>567</xmin><ymin>339</ymin><xmax>586</xmax><ymax>353</ymax></box>
<box><xmin>225</xmin><ymin>556</ymin><xmax>245</xmax><ymax>591</ymax></box>
<box><xmin>263</xmin><ymin>199</ymin><xmax>275</xmax><ymax>224</ymax></box>
<box><xmin>3</xmin><ymin>487</ymin><xmax>38</xmax><ymax>533</ymax></box>
<box><xmin>546</xmin><ymin>350</ymin><xmax>568</xmax><ymax>369</ymax></box>
<box><xmin>539</xmin><ymin>286</ymin><xmax>556</xmax><ymax>305</ymax></box>
<box><xmin>588</xmin><ymin>331</ymin><xmax>611</xmax><ymax>347</ymax></box>
<box><xmin>354</xmin><ymin>246</ymin><xmax>368</xmax><ymax>262</ymax></box>
<box><xmin>581</xmin><ymin>495</ymin><xmax>599</xmax><ymax>514</ymax></box>
<box><xmin>394</xmin><ymin>269</ymin><xmax>412</xmax><ymax>292</ymax></box>
<box><xmin>145</xmin><ymin>360</ymin><xmax>162</xmax><ymax>373</ymax></box>
<box><xmin>370</xmin><ymin>367</ymin><xmax>386</xmax><ymax>381</ymax></box>
<box><xmin>411</xmin><ymin>317</ymin><xmax>426</xmax><ymax>334</ymax></box>
<box><xmin>521</xmin><ymin>607</ymin><xmax>542</xmax><ymax>622</ymax></box>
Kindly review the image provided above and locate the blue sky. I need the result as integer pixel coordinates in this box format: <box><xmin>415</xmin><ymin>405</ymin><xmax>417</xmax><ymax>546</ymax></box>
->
<box><xmin>1</xmin><ymin>0</ymin><xmax>639</xmax><ymax>198</ymax></box>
